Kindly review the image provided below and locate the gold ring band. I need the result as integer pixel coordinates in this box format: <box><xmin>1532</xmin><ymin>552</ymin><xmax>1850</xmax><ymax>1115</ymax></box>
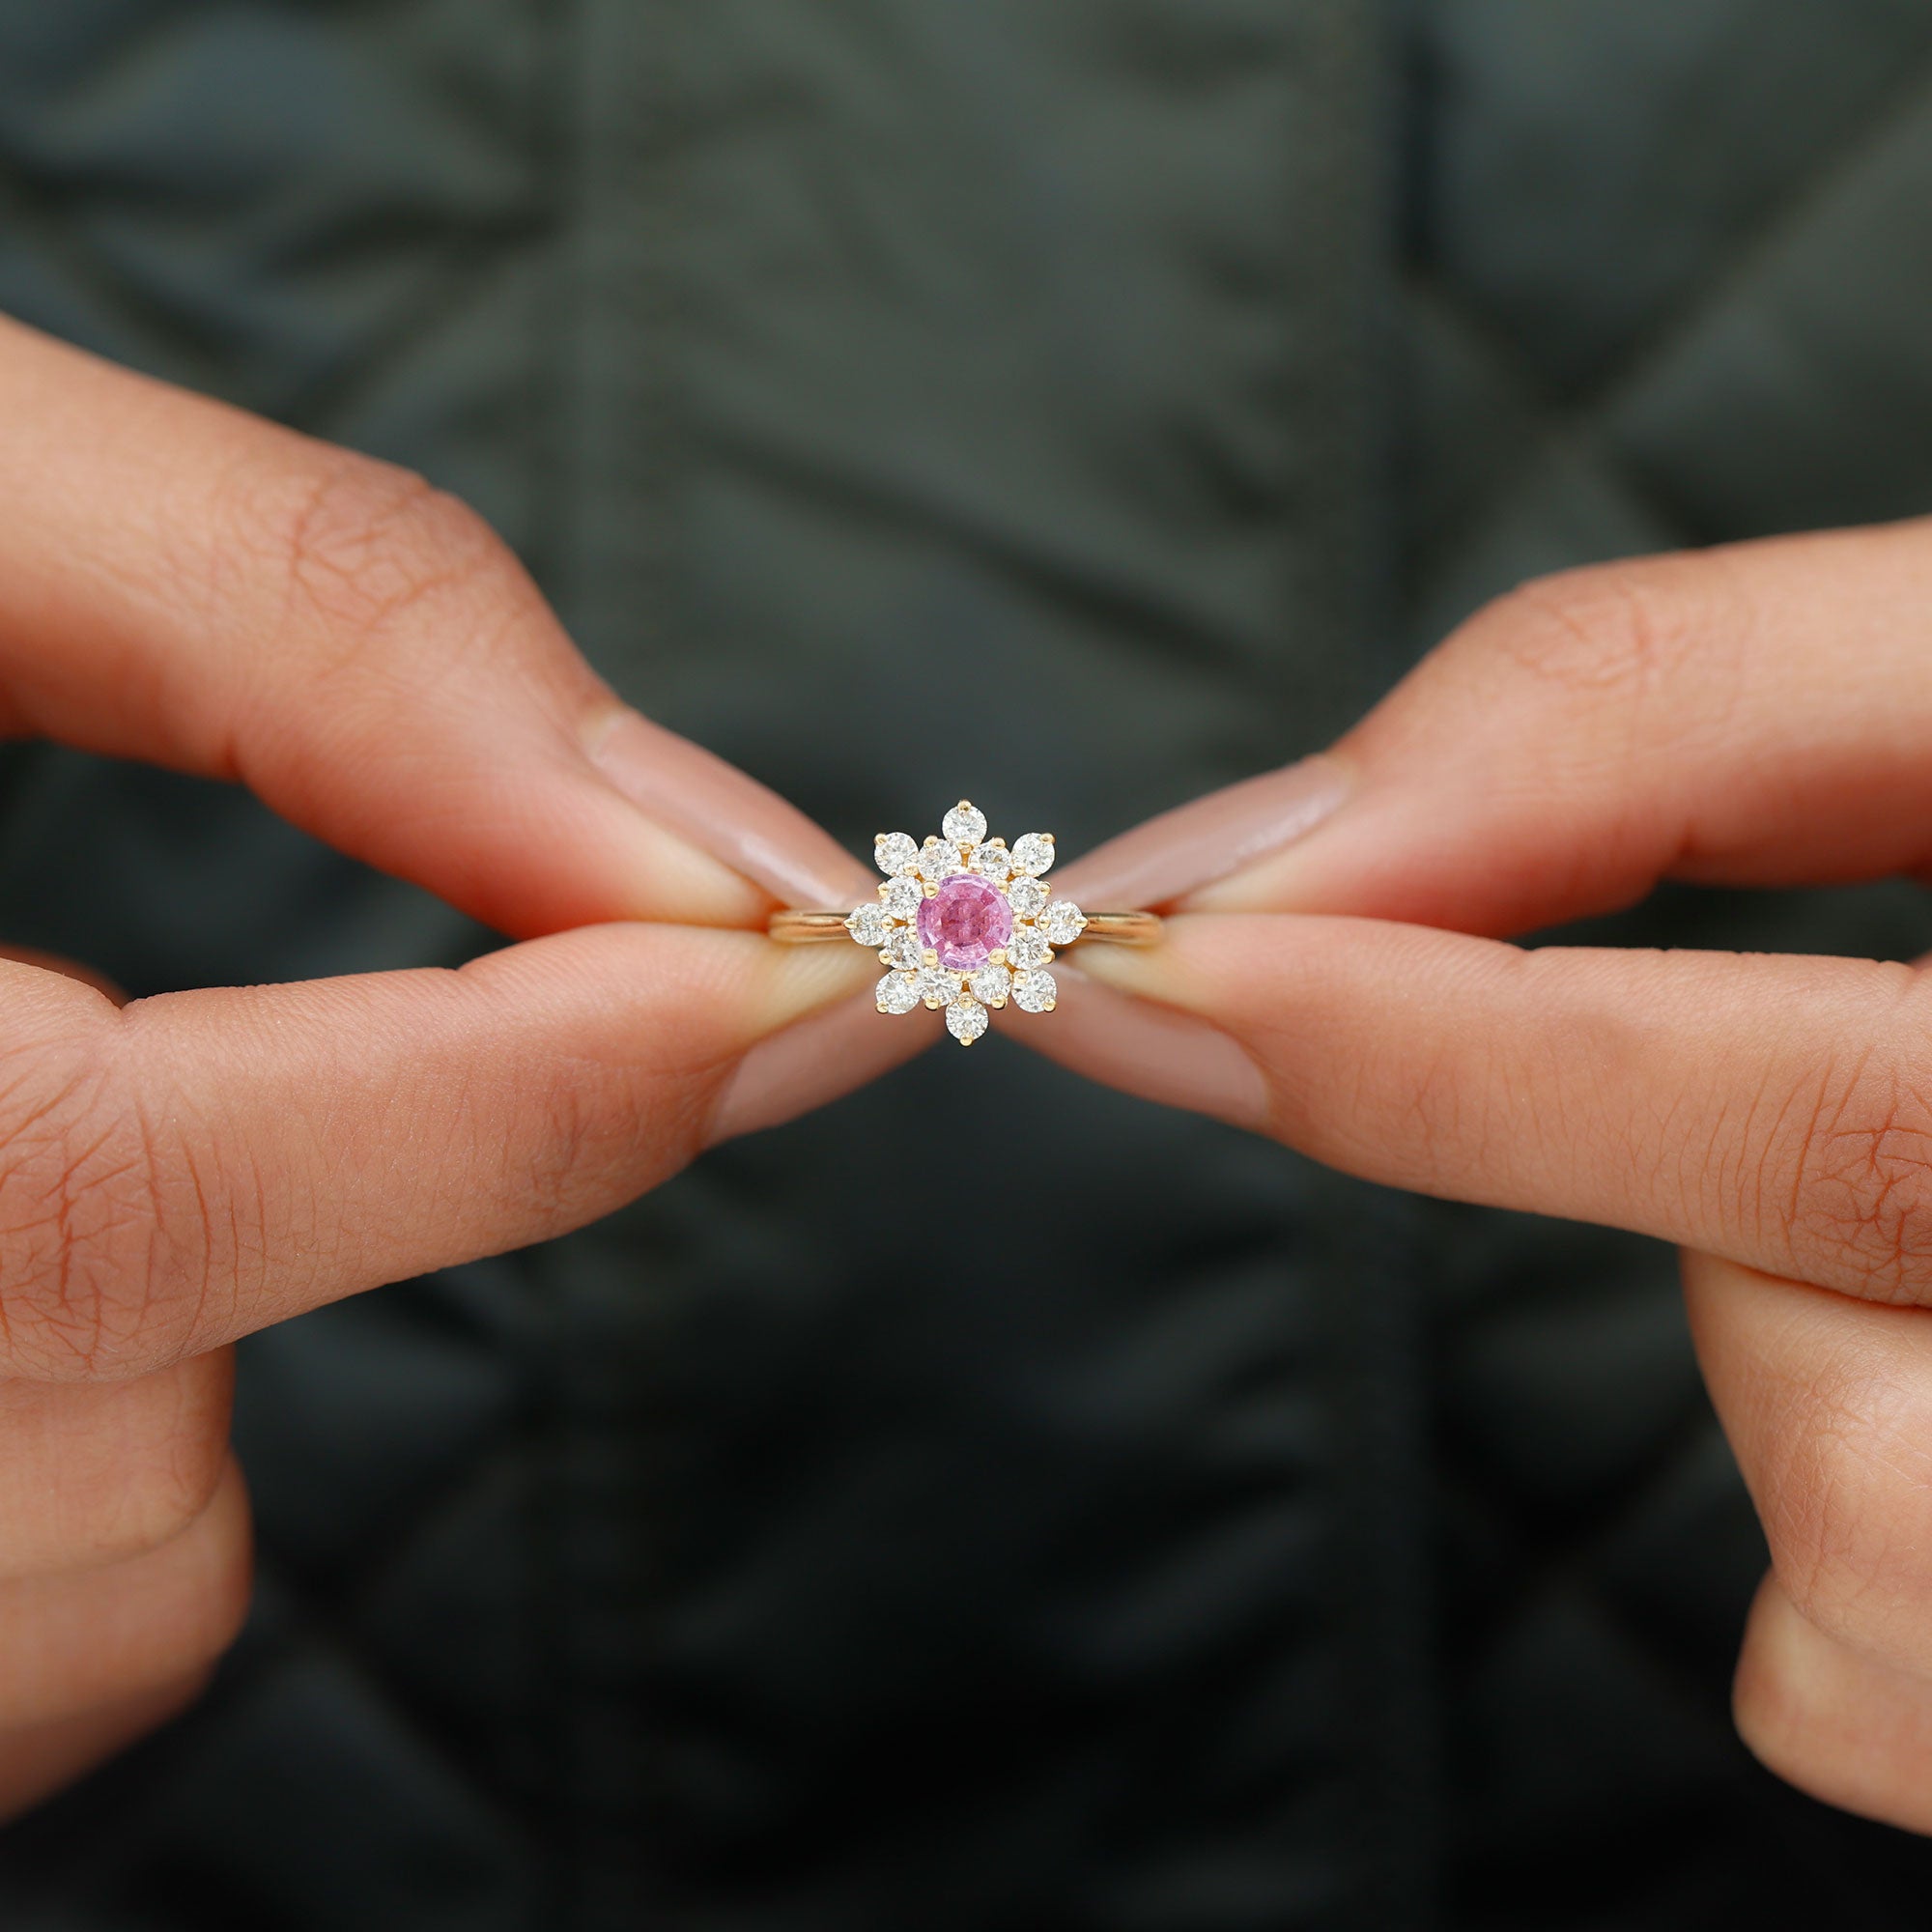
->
<box><xmin>768</xmin><ymin>907</ymin><xmax>1163</xmax><ymax>947</ymax></box>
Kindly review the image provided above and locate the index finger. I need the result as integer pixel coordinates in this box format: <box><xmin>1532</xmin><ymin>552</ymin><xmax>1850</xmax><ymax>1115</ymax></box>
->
<box><xmin>0</xmin><ymin>315</ymin><xmax>867</xmax><ymax>933</ymax></box>
<box><xmin>1060</xmin><ymin>521</ymin><xmax>1932</xmax><ymax>933</ymax></box>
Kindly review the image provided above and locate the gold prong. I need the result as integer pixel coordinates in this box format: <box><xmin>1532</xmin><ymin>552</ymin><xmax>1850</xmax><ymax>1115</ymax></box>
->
<box><xmin>923</xmin><ymin>949</ymin><xmax>939</xmax><ymax>966</ymax></box>
<box><xmin>877</xmin><ymin>950</ymin><xmax>894</xmax><ymax>965</ymax></box>
<box><xmin>1042</xmin><ymin>999</ymin><xmax>1058</xmax><ymax>1011</ymax></box>
<box><xmin>989</xmin><ymin>949</ymin><xmax>1006</xmax><ymax>966</ymax></box>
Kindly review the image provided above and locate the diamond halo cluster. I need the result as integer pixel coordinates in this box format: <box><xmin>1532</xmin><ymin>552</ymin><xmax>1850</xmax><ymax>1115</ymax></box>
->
<box><xmin>848</xmin><ymin>802</ymin><xmax>1088</xmax><ymax>1045</ymax></box>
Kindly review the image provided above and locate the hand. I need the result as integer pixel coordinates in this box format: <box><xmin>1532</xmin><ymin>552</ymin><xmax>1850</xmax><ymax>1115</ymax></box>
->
<box><xmin>0</xmin><ymin>318</ymin><xmax>895</xmax><ymax>1817</ymax></box>
<box><xmin>1053</xmin><ymin>521</ymin><xmax>1932</xmax><ymax>1833</ymax></box>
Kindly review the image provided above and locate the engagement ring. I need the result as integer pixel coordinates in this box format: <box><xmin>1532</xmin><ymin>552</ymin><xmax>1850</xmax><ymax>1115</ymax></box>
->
<box><xmin>767</xmin><ymin>802</ymin><xmax>1162</xmax><ymax>1045</ymax></box>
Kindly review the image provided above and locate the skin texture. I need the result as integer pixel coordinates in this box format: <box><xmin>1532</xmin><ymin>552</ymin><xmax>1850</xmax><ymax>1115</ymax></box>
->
<box><xmin>0</xmin><ymin>318</ymin><xmax>897</xmax><ymax>1815</ymax></box>
<box><xmin>1056</xmin><ymin>518</ymin><xmax>1932</xmax><ymax>1833</ymax></box>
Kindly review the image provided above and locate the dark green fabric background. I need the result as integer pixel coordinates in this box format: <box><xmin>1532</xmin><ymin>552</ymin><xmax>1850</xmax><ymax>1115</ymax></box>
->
<box><xmin>3</xmin><ymin>3</ymin><xmax>1932</xmax><ymax>1926</ymax></box>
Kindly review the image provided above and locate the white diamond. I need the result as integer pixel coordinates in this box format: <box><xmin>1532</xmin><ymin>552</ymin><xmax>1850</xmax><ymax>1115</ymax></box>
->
<box><xmin>969</xmin><ymin>964</ymin><xmax>1012</xmax><ymax>1007</ymax></box>
<box><xmin>876</xmin><ymin>832</ymin><xmax>920</xmax><ymax>876</ymax></box>
<box><xmin>846</xmin><ymin>904</ymin><xmax>894</xmax><ymax>947</ymax></box>
<box><xmin>880</xmin><ymin>877</ymin><xmax>923</xmax><ymax>922</ymax></box>
<box><xmin>1041</xmin><ymin>900</ymin><xmax>1087</xmax><ymax>946</ymax></box>
<box><xmin>917</xmin><ymin>838</ymin><xmax>963</xmax><ymax>884</ymax></box>
<box><xmin>942</xmin><ymin>802</ymin><xmax>988</xmax><ymax>845</ymax></box>
<box><xmin>946</xmin><ymin>996</ymin><xmax>989</xmax><ymax>1044</ymax></box>
<box><xmin>1011</xmin><ymin>969</ymin><xmax>1057</xmax><ymax>1013</ymax></box>
<box><xmin>877</xmin><ymin>972</ymin><xmax>922</xmax><ymax>1015</ymax></box>
<box><xmin>882</xmin><ymin>927</ymin><xmax>924</xmax><ymax>970</ymax></box>
<box><xmin>1009</xmin><ymin>925</ymin><xmax>1052</xmax><ymax>970</ymax></box>
<box><xmin>914</xmin><ymin>966</ymin><xmax>959</xmax><ymax>1007</ymax></box>
<box><xmin>969</xmin><ymin>841</ymin><xmax>1011</xmax><ymax>880</ymax></box>
<box><xmin>1009</xmin><ymin>832</ymin><xmax>1055</xmax><ymax>877</ymax></box>
<box><xmin>1007</xmin><ymin>875</ymin><xmax>1047</xmax><ymax>917</ymax></box>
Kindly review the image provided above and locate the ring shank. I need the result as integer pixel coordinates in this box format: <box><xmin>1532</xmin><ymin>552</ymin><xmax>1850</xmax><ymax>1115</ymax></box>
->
<box><xmin>765</xmin><ymin>912</ymin><xmax>859</xmax><ymax>943</ymax></box>
<box><xmin>1071</xmin><ymin>912</ymin><xmax>1164</xmax><ymax>946</ymax></box>
<box><xmin>767</xmin><ymin>908</ymin><xmax>1163</xmax><ymax>947</ymax></box>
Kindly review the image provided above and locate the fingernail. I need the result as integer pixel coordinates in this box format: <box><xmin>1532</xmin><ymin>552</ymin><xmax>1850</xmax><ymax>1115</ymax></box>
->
<box><xmin>1017</xmin><ymin>962</ymin><xmax>1270</xmax><ymax>1128</ymax></box>
<box><xmin>706</xmin><ymin>989</ymin><xmax>941</xmax><ymax>1146</ymax></box>
<box><xmin>587</xmin><ymin>708</ymin><xmax>874</xmax><ymax>910</ymax></box>
<box><xmin>1055</xmin><ymin>753</ymin><xmax>1351</xmax><ymax>912</ymax></box>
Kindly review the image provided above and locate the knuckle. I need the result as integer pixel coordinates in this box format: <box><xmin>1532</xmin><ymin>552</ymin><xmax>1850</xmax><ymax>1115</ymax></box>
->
<box><xmin>230</xmin><ymin>447</ymin><xmax>528</xmax><ymax>670</ymax></box>
<box><xmin>0</xmin><ymin>1032</ymin><xmax>224</xmax><ymax>1379</ymax></box>
<box><xmin>1773</xmin><ymin>1022</ymin><xmax>1932</xmax><ymax>1300</ymax></box>
<box><xmin>1475</xmin><ymin>558</ymin><xmax>1710</xmax><ymax>702</ymax></box>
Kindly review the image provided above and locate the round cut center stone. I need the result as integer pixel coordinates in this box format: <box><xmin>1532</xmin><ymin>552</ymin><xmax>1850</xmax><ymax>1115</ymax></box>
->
<box><xmin>917</xmin><ymin>874</ymin><xmax>1013</xmax><ymax>971</ymax></box>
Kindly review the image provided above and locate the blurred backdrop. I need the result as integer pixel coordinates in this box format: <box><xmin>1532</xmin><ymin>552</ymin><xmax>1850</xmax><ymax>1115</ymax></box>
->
<box><xmin>3</xmin><ymin>2</ymin><xmax>1932</xmax><ymax>1927</ymax></box>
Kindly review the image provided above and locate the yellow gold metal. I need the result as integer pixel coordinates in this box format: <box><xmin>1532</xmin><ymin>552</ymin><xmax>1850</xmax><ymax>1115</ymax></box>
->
<box><xmin>1075</xmin><ymin>911</ymin><xmax>1163</xmax><ymax>946</ymax></box>
<box><xmin>769</xmin><ymin>911</ymin><xmax>862</xmax><ymax>942</ymax></box>
<box><xmin>767</xmin><ymin>908</ymin><xmax>1163</xmax><ymax>947</ymax></box>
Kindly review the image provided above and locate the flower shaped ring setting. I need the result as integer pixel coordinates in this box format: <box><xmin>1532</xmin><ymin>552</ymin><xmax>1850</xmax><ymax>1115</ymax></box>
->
<box><xmin>766</xmin><ymin>802</ymin><xmax>1163</xmax><ymax>1045</ymax></box>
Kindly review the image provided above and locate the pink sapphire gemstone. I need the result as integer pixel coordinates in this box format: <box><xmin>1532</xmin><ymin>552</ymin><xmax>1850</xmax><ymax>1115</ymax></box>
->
<box><xmin>916</xmin><ymin>874</ymin><xmax>1013</xmax><ymax>971</ymax></box>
